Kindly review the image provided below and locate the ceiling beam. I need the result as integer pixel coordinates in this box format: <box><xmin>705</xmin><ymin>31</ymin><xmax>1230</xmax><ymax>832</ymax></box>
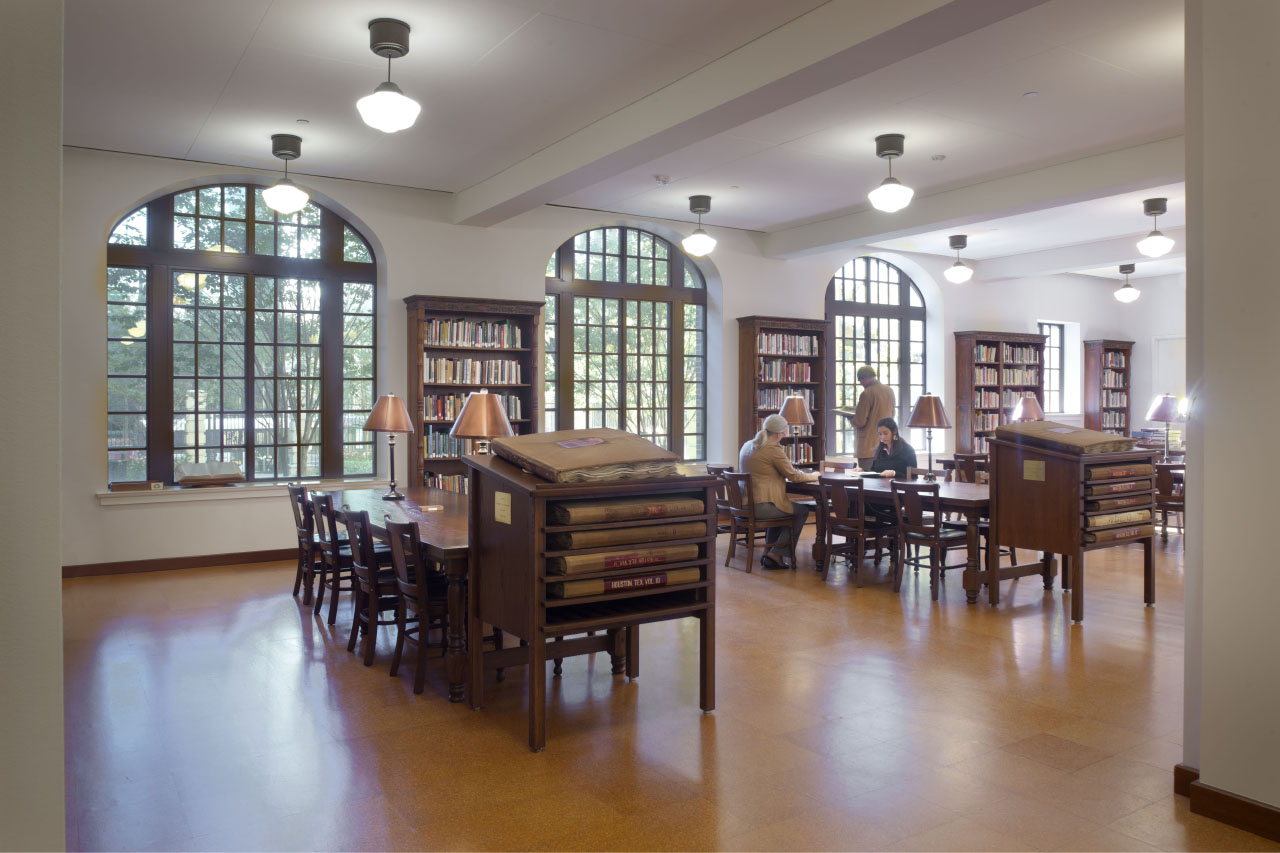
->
<box><xmin>976</xmin><ymin>228</ymin><xmax>1187</xmax><ymax>280</ymax></box>
<box><xmin>763</xmin><ymin>135</ymin><xmax>1186</xmax><ymax>258</ymax></box>
<box><xmin>451</xmin><ymin>0</ymin><xmax>1048</xmax><ymax>227</ymax></box>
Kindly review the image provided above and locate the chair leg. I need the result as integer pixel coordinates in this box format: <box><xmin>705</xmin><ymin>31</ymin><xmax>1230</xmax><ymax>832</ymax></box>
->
<box><xmin>852</xmin><ymin>533</ymin><xmax>865</xmax><ymax>587</ymax></box>
<box><xmin>725</xmin><ymin>522</ymin><xmax>738</xmax><ymax>567</ymax></box>
<box><xmin>1161</xmin><ymin>509</ymin><xmax>1169</xmax><ymax>542</ymax></box>
<box><xmin>787</xmin><ymin>527</ymin><xmax>798</xmax><ymax>571</ymax></box>
<box><xmin>930</xmin><ymin>548</ymin><xmax>941</xmax><ymax>602</ymax></box>
<box><xmin>293</xmin><ymin>552</ymin><xmax>305</xmax><ymax>596</ymax></box>
<box><xmin>347</xmin><ymin>585</ymin><xmax>363</xmax><ymax>653</ymax></box>
<box><xmin>413</xmin><ymin>621</ymin><xmax>429</xmax><ymax>695</ymax></box>
<box><xmin>327</xmin><ymin>569</ymin><xmax>342</xmax><ymax>626</ymax></box>
<box><xmin>361</xmin><ymin>596</ymin><xmax>378</xmax><ymax>666</ymax></box>
<box><xmin>390</xmin><ymin>600</ymin><xmax>406</xmax><ymax>677</ymax></box>
<box><xmin>893</xmin><ymin>543</ymin><xmax>905</xmax><ymax>593</ymax></box>
<box><xmin>821</xmin><ymin>528</ymin><xmax>833</xmax><ymax>582</ymax></box>
<box><xmin>744</xmin><ymin>525</ymin><xmax>755</xmax><ymax>573</ymax></box>
<box><xmin>313</xmin><ymin>560</ymin><xmax>328</xmax><ymax>616</ymax></box>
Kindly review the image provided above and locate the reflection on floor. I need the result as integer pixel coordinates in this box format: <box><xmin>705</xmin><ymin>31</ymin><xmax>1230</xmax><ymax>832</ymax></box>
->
<box><xmin>63</xmin><ymin>530</ymin><xmax>1278</xmax><ymax>852</ymax></box>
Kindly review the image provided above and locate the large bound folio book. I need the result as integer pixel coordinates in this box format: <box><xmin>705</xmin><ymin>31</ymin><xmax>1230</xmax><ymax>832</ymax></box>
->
<box><xmin>996</xmin><ymin>421</ymin><xmax>1138</xmax><ymax>455</ymax></box>
<box><xmin>548</xmin><ymin>521</ymin><xmax>706</xmax><ymax>550</ymax></box>
<box><xmin>1087</xmin><ymin>495</ymin><xmax>1151</xmax><ymax>512</ymax></box>
<box><xmin>1087</xmin><ymin>462</ymin><xmax>1155</xmax><ymax>480</ymax></box>
<box><xmin>550</xmin><ymin>496</ymin><xmax>705</xmax><ymax>525</ymax></box>
<box><xmin>1086</xmin><ymin>509</ymin><xmax>1152</xmax><ymax>528</ymax></box>
<box><xmin>1084</xmin><ymin>524</ymin><xmax>1154</xmax><ymax>543</ymax></box>
<box><xmin>1086</xmin><ymin>480</ymin><xmax>1146</xmax><ymax>496</ymax></box>
<box><xmin>547</xmin><ymin>543</ymin><xmax>699</xmax><ymax>576</ymax></box>
<box><xmin>492</xmin><ymin>428</ymin><xmax>679</xmax><ymax>483</ymax></box>
<box><xmin>548</xmin><ymin>567</ymin><xmax>702</xmax><ymax>599</ymax></box>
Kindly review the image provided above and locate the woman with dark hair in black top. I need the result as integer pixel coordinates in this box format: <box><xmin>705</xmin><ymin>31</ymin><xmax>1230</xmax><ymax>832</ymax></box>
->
<box><xmin>859</xmin><ymin>416</ymin><xmax>918</xmax><ymax>478</ymax></box>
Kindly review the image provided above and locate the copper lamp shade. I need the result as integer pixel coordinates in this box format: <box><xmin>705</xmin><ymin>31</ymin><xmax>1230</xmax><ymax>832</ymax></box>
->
<box><xmin>364</xmin><ymin>393</ymin><xmax>413</xmax><ymax>500</ymax></box>
<box><xmin>778</xmin><ymin>395</ymin><xmax>814</xmax><ymax>426</ymax></box>
<box><xmin>907</xmin><ymin>393</ymin><xmax>951</xmax><ymax>430</ymax></box>
<box><xmin>1011</xmin><ymin>394</ymin><xmax>1045</xmax><ymax>422</ymax></box>
<box><xmin>450</xmin><ymin>389</ymin><xmax>514</xmax><ymax>453</ymax></box>
<box><xmin>1146</xmin><ymin>394</ymin><xmax>1179</xmax><ymax>423</ymax></box>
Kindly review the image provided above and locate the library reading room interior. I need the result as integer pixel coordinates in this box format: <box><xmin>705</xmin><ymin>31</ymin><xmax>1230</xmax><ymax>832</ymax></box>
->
<box><xmin>9</xmin><ymin>1</ymin><xmax>1280</xmax><ymax>851</ymax></box>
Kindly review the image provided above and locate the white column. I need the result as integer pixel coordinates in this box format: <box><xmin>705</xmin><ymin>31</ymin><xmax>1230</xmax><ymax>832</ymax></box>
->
<box><xmin>0</xmin><ymin>0</ymin><xmax>66</xmax><ymax>849</ymax></box>
<box><xmin>1185</xmin><ymin>0</ymin><xmax>1280</xmax><ymax>807</ymax></box>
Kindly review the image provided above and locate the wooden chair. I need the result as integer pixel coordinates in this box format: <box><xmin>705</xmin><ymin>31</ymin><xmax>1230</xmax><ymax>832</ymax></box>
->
<box><xmin>385</xmin><ymin>517</ymin><xmax>449</xmax><ymax>694</ymax></box>
<box><xmin>311</xmin><ymin>493</ymin><xmax>356</xmax><ymax>625</ymax></box>
<box><xmin>705</xmin><ymin>464</ymin><xmax>733</xmax><ymax>534</ymax></box>
<box><xmin>722</xmin><ymin>472</ymin><xmax>797</xmax><ymax>572</ymax></box>
<box><xmin>287</xmin><ymin>484</ymin><xmax>320</xmax><ymax>605</ymax></box>
<box><xmin>818</xmin><ymin>476</ymin><xmax>896</xmax><ymax>585</ymax></box>
<box><xmin>1154</xmin><ymin>463</ymin><xmax>1185</xmax><ymax>542</ymax></box>
<box><xmin>339</xmin><ymin>508</ymin><xmax>399</xmax><ymax>666</ymax></box>
<box><xmin>945</xmin><ymin>454</ymin><xmax>1015</xmax><ymax>566</ymax></box>
<box><xmin>891</xmin><ymin>480</ymin><xmax>969</xmax><ymax>601</ymax></box>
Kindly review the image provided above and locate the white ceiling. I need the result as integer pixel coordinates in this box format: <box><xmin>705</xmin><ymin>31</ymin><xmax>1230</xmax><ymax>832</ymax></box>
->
<box><xmin>1075</xmin><ymin>258</ymin><xmax>1185</xmax><ymax>280</ymax></box>
<box><xmin>63</xmin><ymin>0</ymin><xmax>1187</xmax><ymax>262</ymax></box>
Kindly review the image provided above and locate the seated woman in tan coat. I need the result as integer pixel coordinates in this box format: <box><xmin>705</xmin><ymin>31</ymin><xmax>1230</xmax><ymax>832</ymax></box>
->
<box><xmin>737</xmin><ymin>413</ymin><xmax>821</xmax><ymax>569</ymax></box>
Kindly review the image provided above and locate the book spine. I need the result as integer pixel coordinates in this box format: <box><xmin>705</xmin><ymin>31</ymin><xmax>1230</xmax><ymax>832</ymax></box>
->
<box><xmin>1088</xmin><ymin>495</ymin><xmax>1150</xmax><ymax>511</ymax></box>
<box><xmin>1087</xmin><ymin>509</ymin><xmax>1152</xmax><ymax>528</ymax></box>
<box><xmin>549</xmin><ymin>567</ymin><xmax>701</xmax><ymax>599</ymax></box>
<box><xmin>1085</xmin><ymin>524</ymin><xmax>1153</xmax><ymax>543</ymax></box>
<box><xmin>1088</xmin><ymin>464</ymin><xmax>1154</xmax><ymax>479</ymax></box>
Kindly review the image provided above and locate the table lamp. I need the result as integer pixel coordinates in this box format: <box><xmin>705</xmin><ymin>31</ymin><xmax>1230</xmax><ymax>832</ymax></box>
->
<box><xmin>364</xmin><ymin>393</ymin><xmax>414</xmax><ymax>500</ymax></box>
<box><xmin>1146</xmin><ymin>393</ymin><xmax>1179</xmax><ymax>461</ymax></box>
<box><xmin>450</xmin><ymin>389</ymin><xmax>514</xmax><ymax>455</ymax></box>
<box><xmin>907</xmin><ymin>393</ymin><xmax>951</xmax><ymax>480</ymax></box>
<box><xmin>1011</xmin><ymin>393</ymin><xmax>1045</xmax><ymax>422</ymax></box>
<box><xmin>778</xmin><ymin>394</ymin><xmax>814</xmax><ymax>464</ymax></box>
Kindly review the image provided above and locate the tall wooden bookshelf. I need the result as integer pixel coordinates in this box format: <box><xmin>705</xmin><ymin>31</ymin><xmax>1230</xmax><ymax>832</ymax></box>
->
<box><xmin>405</xmin><ymin>295</ymin><xmax>543</xmax><ymax>493</ymax></box>
<box><xmin>1083</xmin><ymin>339</ymin><xmax>1133</xmax><ymax>435</ymax></box>
<box><xmin>954</xmin><ymin>330</ymin><xmax>1046</xmax><ymax>454</ymax></box>
<box><xmin>737</xmin><ymin>316</ymin><xmax>830</xmax><ymax>470</ymax></box>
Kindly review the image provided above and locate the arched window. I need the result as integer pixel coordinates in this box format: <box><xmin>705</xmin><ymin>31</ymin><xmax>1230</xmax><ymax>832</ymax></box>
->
<box><xmin>544</xmin><ymin>227</ymin><xmax>707</xmax><ymax>460</ymax></box>
<box><xmin>105</xmin><ymin>183</ymin><xmax>377</xmax><ymax>484</ymax></box>
<box><xmin>826</xmin><ymin>257</ymin><xmax>926</xmax><ymax>453</ymax></box>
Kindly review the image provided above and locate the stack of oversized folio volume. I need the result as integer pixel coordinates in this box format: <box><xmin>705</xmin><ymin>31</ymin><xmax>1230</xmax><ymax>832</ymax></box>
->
<box><xmin>491</xmin><ymin>427</ymin><xmax>680</xmax><ymax>483</ymax></box>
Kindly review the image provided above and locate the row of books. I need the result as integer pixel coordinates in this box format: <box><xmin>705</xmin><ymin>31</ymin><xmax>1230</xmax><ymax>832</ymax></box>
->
<box><xmin>426</xmin><ymin>473</ymin><xmax>469</xmax><ymax>494</ymax></box>
<box><xmin>1102</xmin><ymin>389</ymin><xmax>1128</xmax><ymax>407</ymax></box>
<box><xmin>974</xmin><ymin>412</ymin><xmax>1002</xmax><ymax>431</ymax></box>
<box><xmin>1081</xmin><ymin>462</ymin><xmax>1155</xmax><ymax>543</ymax></box>
<box><xmin>973</xmin><ymin>435</ymin><xmax>990</xmax><ymax>454</ymax></box>
<box><xmin>784</xmin><ymin>442</ymin><xmax>815</xmax><ymax>464</ymax></box>
<box><xmin>974</xmin><ymin>389</ymin><xmax>1002</xmax><ymax>407</ymax></box>
<box><xmin>758</xmin><ymin>358</ymin><xmax>812</xmax><ymax>382</ymax></box>
<box><xmin>422</xmin><ymin>428</ymin><xmax>481</xmax><ymax>459</ymax></box>
<box><xmin>757</xmin><ymin>387</ymin><xmax>814</xmax><ymax>410</ymax></box>
<box><xmin>1003</xmin><ymin>367</ymin><xmax>1040</xmax><ymax>385</ymax></box>
<box><xmin>423</xmin><ymin>318</ymin><xmax>523</xmax><ymax>349</ymax></box>
<box><xmin>973</xmin><ymin>344</ymin><xmax>999</xmax><ymax>362</ymax></box>
<box><xmin>1001</xmin><ymin>344</ymin><xmax>1041</xmax><ymax>364</ymax></box>
<box><xmin>974</xmin><ymin>366</ymin><xmax>999</xmax><ymax>385</ymax></box>
<box><xmin>423</xmin><ymin>356</ymin><xmax>522</xmax><ymax>385</ymax></box>
<box><xmin>1100</xmin><ymin>411</ymin><xmax>1128</xmax><ymax>429</ymax></box>
<box><xmin>1102</xmin><ymin>369</ymin><xmax>1127</xmax><ymax>389</ymax></box>
<box><xmin>424</xmin><ymin>392</ymin><xmax>522</xmax><ymax>421</ymax></box>
<box><xmin>1102</xmin><ymin>351</ymin><xmax>1128</xmax><ymax>368</ymax></box>
<box><xmin>756</xmin><ymin>332</ymin><xmax>819</xmax><ymax>356</ymax></box>
<box><xmin>758</xmin><ymin>417</ymin><xmax>813</xmax><ymax>436</ymax></box>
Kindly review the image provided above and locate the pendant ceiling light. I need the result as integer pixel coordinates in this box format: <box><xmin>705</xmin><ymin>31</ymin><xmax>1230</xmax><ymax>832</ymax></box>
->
<box><xmin>867</xmin><ymin>133</ymin><xmax>914</xmax><ymax>212</ymax></box>
<box><xmin>681</xmin><ymin>195</ymin><xmax>717</xmax><ymax>257</ymax></box>
<box><xmin>1136</xmin><ymin>197</ymin><xmax>1175</xmax><ymax>258</ymax></box>
<box><xmin>1114</xmin><ymin>263</ymin><xmax>1141</xmax><ymax>303</ymax></box>
<box><xmin>944</xmin><ymin>234</ymin><xmax>973</xmax><ymax>283</ymax></box>
<box><xmin>356</xmin><ymin>18</ymin><xmax>421</xmax><ymax>133</ymax></box>
<box><xmin>262</xmin><ymin>134</ymin><xmax>310</xmax><ymax>215</ymax></box>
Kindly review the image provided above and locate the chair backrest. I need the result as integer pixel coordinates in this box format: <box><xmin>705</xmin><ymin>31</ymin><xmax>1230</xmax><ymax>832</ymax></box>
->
<box><xmin>952</xmin><ymin>453</ymin><xmax>987</xmax><ymax>484</ymax></box>
<box><xmin>287</xmin><ymin>483</ymin><xmax>313</xmax><ymax>545</ymax></box>
<box><xmin>386</xmin><ymin>516</ymin><xmax>426</xmax><ymax>598</ymax></box>
<box><xmin>819</xmin><ymin>475</ymin><xmax>865</xmax><ymax>533</ymax></box>
<box><xmin>705</xmin><ymin>464</ymin><xmax>731</xmax><ymax>507</ymax></box>
<box><xmin>705</xmin><ymin>464</ymin><xmax>732</xmax><ymax>477</ymax></box>
<box><xmin>1154</xmin><ymin>463</ymin><xmax>1184</xmax><ymax>499</ymax></box>
<box><xmin>339</xmin><ymin>507</ymin><xmax>378</xmax><ymax>584</ymax></box>
<box><xmin>891</xmin><ymin>480</ymin><xmax>942</xmax><ymax>537</ymax></box>
<box><xmin>722</xmin><ymin>472</ymin><xmax>755</xmax><ymax>520</ymax></box>
<box><xmin>311</xmin><ymin>492</ymin><xmax>343</xmax><ymax>553</ymax></box>
<box><xmin>821</xmin><ymin>459</ymin><xmax>858</xmax><ymax>473</ymax></box>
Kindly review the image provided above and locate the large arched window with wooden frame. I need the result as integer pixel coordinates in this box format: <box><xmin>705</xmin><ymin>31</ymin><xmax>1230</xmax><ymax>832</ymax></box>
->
<box><xmin>105</xmin><ymin>182</ymin><xmax>378</xmax><ymax>484</ymax></box>
<box><xmin>826</xmin><ymin>257</ymin><xmax>927</xmax><ymax>454</ymax></box>
<box><xmin>544</xmin><ymin>227</ymin><xmax>707</xmax><ymax>460</ymax></box>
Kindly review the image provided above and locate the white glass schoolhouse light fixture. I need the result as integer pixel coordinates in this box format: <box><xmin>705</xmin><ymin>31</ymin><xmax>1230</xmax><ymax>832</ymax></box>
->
<box><xmin>1114</xmin><ymin>263</ymin><xmax>1141</xmax><ymax>303</ymax></box>
<box><xmin>681</xmin><ymin>195</ymin><xmax>717</xmax><ymax>257</ymax></box>
<box><xmin>356</xmin><ymin>18</ymin><xmax>421</xmax><ymax>133</ymax></box>
<box><xmin>262</xmin><ymin>134</ymin><xmax>310</xmax><ymax>215</ymax></box>
<box><xmin>867</xmin><ymin>133</ymin><xmax>914</xmax><ymax>213</ymax></box>
<box><xmin>944</xmin><ymin>234</ymin><xmax>973</xmax><ymax>283</ymax></box>
<box><xmin>1136</xmin><ymin>197</ymin><xmax>1175</xmax><ymax>258</ymax></box>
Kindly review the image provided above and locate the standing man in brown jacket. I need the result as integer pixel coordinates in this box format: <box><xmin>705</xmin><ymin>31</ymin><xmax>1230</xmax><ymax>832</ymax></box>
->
<box><xmin>852</xmin><ymin>366</ymin><xmax>896</xmax><ymax>467</ymax></box>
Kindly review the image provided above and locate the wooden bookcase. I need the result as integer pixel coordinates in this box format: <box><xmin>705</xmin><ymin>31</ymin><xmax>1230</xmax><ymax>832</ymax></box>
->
<box><xmin>405</xmin><ymin>295</ymin><xmax>543</xmax><ymax>493</ymax></box>
<box><xmin>954</xmin><ymin>330</ymin><xmax>1047</xmax><ymax>454</ymax></box>
<box><xmin>464</xmin><ymin>453</ymin><xmax>716</xmax><ymax>751</ymax></box>
<box><xmin>736</xmin><ymin>316</ymin><xmax>831</xmax><ymax>470</ymax></box>
<box><xmin>1083</xmin><ymin>339</ymin><xmax>1134</xmax><ymax>435</ymax></box>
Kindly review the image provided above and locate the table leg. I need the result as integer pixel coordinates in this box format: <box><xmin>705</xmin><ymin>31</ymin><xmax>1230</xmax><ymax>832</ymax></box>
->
<box><xmin>962</xmin><ymin>506</ymin><xmax>983</xmax><ymax>605</ymax></box>
<box><xmin>1071</xmin><ymin>551</ymin><xmax>1085</xmax><ymax>623</ymax></box>
<box><xmin>1143</xmin><ymin>536</ymin><xmax>1155</xmax><ymax>606</ymax></box>
<box><xmin>699</xmin><ymin>609</ymin><xmax>715</xmax><ymax>712</ymax></box>
<box><xmin>625</xmin><ymin>625</ymin><xmax>639</xmax><ymax>680</ymax></box>
<box><xmin>529</xmin><ymin>633</ymin><xmax>547</xmax><ymax>752</ymax></box>
<box><xmin>444</xmin><ymin>555</ymin><xmax>467</xmax><ymax>703</ymax></box>
<box><xmin>811</xmin><ymin>501</ymin><xmax>827</xmax><ymax>571</ymax></box>
<box><xmin>1042</xmin><ymin>552</ymin><xmax>1055</xmax><ymax>590</ymax></box>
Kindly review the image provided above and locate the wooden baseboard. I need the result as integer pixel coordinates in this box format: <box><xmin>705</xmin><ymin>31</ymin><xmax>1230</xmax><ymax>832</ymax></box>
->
<box><xmin>1190</xmin><ymin>779</ymin><xmax>1280</xmax><ymax>843</ymax></box>
<box><xmin>63</xmin><ymin>548</ymin><xmax>295</xmax><ymax>578</ymax></box>
<box><xmin>1174</xmin><ymin>763</ymin><xmax>1200</xmax><ymax>796</ymax></box>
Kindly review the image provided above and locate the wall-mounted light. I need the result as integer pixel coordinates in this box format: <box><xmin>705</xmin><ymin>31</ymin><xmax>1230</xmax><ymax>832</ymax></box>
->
<box><xmin>867</xmin><ymin>133</ymin><xmax>914</xmax><ymax>212</ymax></box>
<box><xmin>944</xmin><ymin>234</ymin><xmax>973</xmax><ymax>283</ymax></box>
<box><xmin>262</xmin><ymin>134</ymin><xmax>310</xmax><ymax>215</ymax></box>
<box><xmin>1136</xmin><ymin>197</ymin><xmax>1175</xmax><ymax>257</ymax></box>
<box><xmin>1114</xmin><ymin>263</ymin><xmax>1141</xmax><ymax>303</ymax></box>
<box><xmin>681</xmin><ymin>195</ymin><xmax>716</xmax><ymax>257</ymax></box>
<box><xmin>357</xmin><ymin>18</ymin><xmax>421</xmax><ymax>133</ymax></box>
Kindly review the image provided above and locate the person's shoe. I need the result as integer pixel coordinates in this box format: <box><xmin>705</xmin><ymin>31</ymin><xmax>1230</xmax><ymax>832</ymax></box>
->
<box><xmin>760</xmin><ymin>554</ymin><xmax>786</xmax><ymax>570</ymax></box>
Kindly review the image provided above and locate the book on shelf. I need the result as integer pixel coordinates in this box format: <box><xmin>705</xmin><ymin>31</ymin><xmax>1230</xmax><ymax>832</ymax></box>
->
<box><xmin>546</xmin><ymin>543</ymin><xmax>700</xmax><ymax>576</ymax></box>
<box><xmin>423</xmin><ymin>392</ymin><xmax>522</xmax><ymax>421</ymax></box>
<box><xmin>1087</xmin><ymin>462</ymin><xmax>1155</xmax><ymax>480</ymax></box>
<box><xmin>1002</xmin><ymin>366</ymin><xmax>1040</xmax><ymax>385</ymax></box>
<box><xmin>756</xmin><ymin>387</ymin><xmax>814</xmax><ymax>410</ymax></box>
<box><xmin>1101</xmin><ymin>410</ymin><xmax>1127</xmax><ymax>429</ymax></box>
<box><xmin>423</xmin><ymin>318</ymin><xmax>523</xmax><ymax>349</ymax></box>
<box><xmin>755</xmin><ymin>332</ymin><xmax>819</xmax><ymax>356</ymax></box>
<box><xmin>1084</xmin><ymin>524</ymin><xmax>1153</xmax><ymax>543</ymax></box>
<box><xmin>548</xmin><ymin>567</ymin><xmax>701</xmax><ymax>599</ymax></box>
<box><xmin>757</xmin><ymin>416</ymin><xmax>813</xmax><ymax>436</ymax></box>
<box><xmin>423</xmin><ymin>356</ymin><xmax>521</xmax><ymax>385</ymax></box>
<box><xmin>1085</xmin><ymin>480</ymin><xmax>1147</xmax><ymax>497</ymax></box>
<box><xmin>1102</xmin><ymin>390</ymin><xmax>1128</xmax><ymax>407</ymax></box>
<box><xmin>973</xmin><ymin>344</ymin><xmax>999</xmax><ymax>362</ymax></box>
<box><xmin>1001</xmin><ymin>343</ymin><xmax>1041</xmax><ymax>364</ymax></box>
<box><xmin>547</xmin><ymin>521</ymin><xmax>706</xmax><ymax>550</ymax></box>
<box><xmin>423</xmin><ymin>427</ymin><xmax>480</xmax><ymax>459</ymax></box>
<box><xmin>1103</xmin><ymin>351</ymin><xmax>1128</xmax><ymax>368</ymax></box>
<box><xmin>757</xmin><ymin>358</ymin><xmax>812</xmax><ymax>382</ymax></box>
<box><xmin>783</xmin><ymin>442</ymin><xmax>815</xmax><ymax>464</ymax></box>
<box><xmin>1086</xmin><ymin>509</ymin><xmax>1153</xmax><ymax>528</ymax></box>
<box><xmin>1102</xmin><ymin>368</ymin><xmax>1126</xmax><ymax>388</ymax></box>
<box><xmin>426</xmin><ymin>472</ymin><xmax>469</xmax><ymax>494</ymax></box>
<box><xmin>974</xmin><ymin>366</ymin><xmax>999</xmax><ymax>384</ymax></box>
<box><xmin>549</xmin><ymin>495</ymin><xmax>705</xmax><ymax>525</ymax></box>
<box><xmin>1086</xmin><ymin>495</ymin><xmax>1151</xmax><ymax>512</ymax></box>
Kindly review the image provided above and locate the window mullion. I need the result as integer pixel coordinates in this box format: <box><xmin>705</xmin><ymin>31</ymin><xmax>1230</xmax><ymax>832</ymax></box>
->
<box><xmin>147</xmin><ymin>262</ymin><xmax>175</xmax><ymax>483</ymax></box>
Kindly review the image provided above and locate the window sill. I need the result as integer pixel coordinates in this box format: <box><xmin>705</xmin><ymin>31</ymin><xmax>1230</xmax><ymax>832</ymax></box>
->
<box><xmin>96</xmin><ymin>478</ymin><xmax>389</xmax><ymax>506</ymax></box>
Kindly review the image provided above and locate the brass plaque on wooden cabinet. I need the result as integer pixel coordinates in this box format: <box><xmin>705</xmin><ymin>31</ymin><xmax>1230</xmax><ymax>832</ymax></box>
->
<box><xmin>1023</xmin><ymin>460</ymin><xmax>1046</xmax><ymax>482</ymax></box>
<box><xmin>494</xmin><ymin>491</ymin><xmax>511</xmax><ymax>524</ymax></box>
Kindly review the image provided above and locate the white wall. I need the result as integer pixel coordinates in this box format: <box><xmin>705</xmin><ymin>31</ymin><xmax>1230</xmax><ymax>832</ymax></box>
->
<box><xmin>1</xmin><ymin>1</ymin><xmax>66</xmax><ymax>848</ymax></box>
